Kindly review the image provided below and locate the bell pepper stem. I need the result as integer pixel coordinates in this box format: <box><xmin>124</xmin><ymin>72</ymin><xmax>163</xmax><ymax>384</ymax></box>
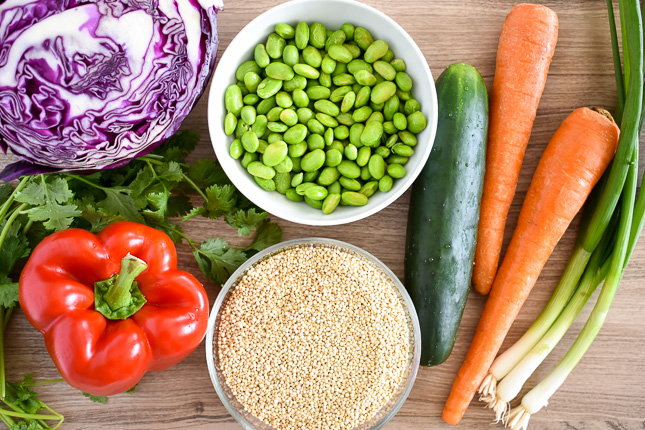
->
<box><xmin>94</xmin><ymin>254</ymin><xmax>148</xmax><ymax>320</ymax></box>
<box><xmin>104</xmin><ymin>255</ymin><xmax>148</xmax><ymax>310</ymax></box>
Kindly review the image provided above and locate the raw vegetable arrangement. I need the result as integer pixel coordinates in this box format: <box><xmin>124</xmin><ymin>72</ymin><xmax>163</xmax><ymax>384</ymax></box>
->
<box><xmin>224</xmin><ymin>21</ymin><xmax>427</xmax><ymax>213</ymax></box>
<box><xmin>0</xmin><ymin>0</ymin><xmax>643</xmax><ymax>428</ymax></box>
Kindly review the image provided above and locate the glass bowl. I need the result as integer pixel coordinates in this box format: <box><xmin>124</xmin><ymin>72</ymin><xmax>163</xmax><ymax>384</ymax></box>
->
<box><xmin>205</xmin><ymin>238</ymin><xmax>421</xmax><ymax>430</ymax></box>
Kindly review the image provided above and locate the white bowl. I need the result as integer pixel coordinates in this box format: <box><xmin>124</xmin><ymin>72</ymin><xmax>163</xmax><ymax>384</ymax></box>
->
<box><xmin>208</xmin><ymin>0</ymin><xmax>437</xmax><ymax>226</ymax></box>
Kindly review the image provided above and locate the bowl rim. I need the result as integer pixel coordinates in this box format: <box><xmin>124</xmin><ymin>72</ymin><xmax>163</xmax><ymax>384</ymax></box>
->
<box><xmin>207</xmin><ymin>0</ymin><xmax>438</xmax><ymax>226</ymax></box>
<box><xmin>205</xmin><ymin>237</ymin><xmax>422</xmax><ymax>430</ymax></box>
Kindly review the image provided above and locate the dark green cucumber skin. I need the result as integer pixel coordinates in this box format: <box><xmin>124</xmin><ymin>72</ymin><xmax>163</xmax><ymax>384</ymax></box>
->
<box><xmin>405</xmin><ymin>63</ymin><xmax>488</xmax><ymax>366</ymax></box>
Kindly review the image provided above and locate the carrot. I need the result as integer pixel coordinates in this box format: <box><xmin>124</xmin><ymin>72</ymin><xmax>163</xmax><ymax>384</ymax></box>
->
<box><xmin>473</xmin><ymin>4</ymin><xmax>559</xmax><ymax>295</ymax></box>
<box><xmin>443</xmin><ymin>107</ymin><xmax>619</xmax><ymax>425</ymax></box>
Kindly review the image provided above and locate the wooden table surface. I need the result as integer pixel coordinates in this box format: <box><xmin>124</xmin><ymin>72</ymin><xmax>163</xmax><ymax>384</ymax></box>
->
<box><xmin>5</xmin><ymin>0</ymin><xmax>645</xmax><ymax>429</ymax></box>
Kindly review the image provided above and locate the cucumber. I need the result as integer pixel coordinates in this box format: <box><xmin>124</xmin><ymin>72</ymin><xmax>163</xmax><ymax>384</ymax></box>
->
<box><xmin>404</xmin><ymin>63</ymin><xmax>488</xmax><ymax>366</ymax></box>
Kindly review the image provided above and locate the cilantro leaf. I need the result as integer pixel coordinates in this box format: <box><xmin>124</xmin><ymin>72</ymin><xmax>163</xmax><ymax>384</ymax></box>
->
<box><xmin>97</xmin><ymin>187</ymin><xmax>144</xmax><ymax>223</ymax></box>
<box><xmin>0</xmin><ymin>276</ymin><xmax>19</xmax><ymax>308</ymax></box>
<box><xmin>129</xmin><ymin>167</ymin><xmax>156</xmax><ymax>206</ymax></box>
<box><xmin>125</xmin><ymin>384</ymin><xmax>137</xmax><ymax>394</ymax></box>
<box><xmin>143</xmin><ymin>191</ymin><xmax>170</xmax><ymax>221</ymax></box>
<box><xmin>202</xmin><ymin>184</ymin><xmax>237</xmax><ymax>219</ymax></box>
<box><xmin>166</xmin><ymin>194</ymin><xmax>193</xmax><ymax>218</ymax></box>
<box><xmin>83</xmin><ymin>392</ymin><xmax>108</xmax><ymax>404</ymax></box>
<box><xmin>0</xmin><ymin>220</ymin><xmax>30</xmax><ymax>277</ymax></box>
<box><xmin>225</xmin><ymin>208</ymin><xmax>267</xmax><ymax>236</ymax></box>
<box><xmin>0</xmin><ymin>182</ymin><xmax>13</xmax><ymax>206</ymax></box>
<box><xmin>193</xmin><ymin>238</ymin><xmax>248</xmax><ymax>285</ymax></box>
<box><xmin>246</xmin><ymin>219</ymin><xmax>283</xmax><ymax>254</ymax></box>
<box><xmin>16</xmin><ymin>176</ymin><xmax>81</xmax><ymax>231</ymax></box>
<box><xmin>6</xmin><ymin>379</ymin><xmax>42</xmax><ymax>414</ymax></box>
<box><xmin>155</xmin><ymin>161</ymin><xmax>183</xmax><ymax>183</ymax></box>
<box><xmin>153</xmin><ymin>129</ymin><xmax>200</xmax><ymax>162</ymax></box>
<box><xmin>76</xmin><ymin>197</ymin><xmax>126</xmax><ymax>232</ymax></box>
<box><xmin>186</xmin><ymin>159</ymin><xmax>230</xmax><ymax>189</ymax></box>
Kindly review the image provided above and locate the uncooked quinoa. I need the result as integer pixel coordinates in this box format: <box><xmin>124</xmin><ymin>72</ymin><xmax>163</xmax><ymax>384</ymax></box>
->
<box><xmin>216</xmin><ymin>245</ymin><xmax>411</xmax><ymax>430</ymax></box>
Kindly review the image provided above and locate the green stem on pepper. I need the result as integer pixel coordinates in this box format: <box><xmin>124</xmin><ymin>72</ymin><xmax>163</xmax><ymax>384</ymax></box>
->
<box><xmin>94</xmin><ymin>255</ymin><xmax>148</xmax><ymax>320</ymax></box>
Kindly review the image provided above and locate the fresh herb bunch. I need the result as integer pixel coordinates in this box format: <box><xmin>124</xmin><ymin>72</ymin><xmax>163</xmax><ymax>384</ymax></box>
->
<box><xmin>0</xmin><ymin>129</ymin><xmax>282</xmax><ymax>428</ymax></box>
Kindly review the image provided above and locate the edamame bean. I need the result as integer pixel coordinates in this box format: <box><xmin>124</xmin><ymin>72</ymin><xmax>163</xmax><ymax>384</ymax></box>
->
<box><xmin>318</xmin><ymin>167</ymin><xmax>340</xmax><ymax>186</ymax></box>
<box><xmin>297</xmin><ymin>107</ymin><xmax>314</xmax><ymax>124</ymax></box>
<box><xmin>325</xmin><ymin>30</ymin><xmax>346</xmax><ymax>52</ymax></box>
<box><xmin>275</xmin><ymin>156</ymin><xmax>294</xmax><ymax>173</ymax></box>
<box><xmin>354</xmin><ymin>70</ymin><xmax>377</xmax><ymax>86</ymax></box>
<box><xmin>306</xmin><ymin>85</ymin><xmax>331</xmax><ymax>100</ymax></box>
<box><xmin>364</xmin><ymin>40</ymin><xmax>388</xmax><ymax>63</ymax></box>
<box><xmin>229</xmin><ymin>139</ymin><xmax>243</xmax><ymax>159</ymax></box>
<box><xmin>267</xmin><ymin>107</ymin><xmax>283</xmax><ymax>122</ymax></box>
<box><xmin>341</xmin><ymin>23</ymin><xmax>355</xmax><ymax>40</ymax></box>
<box><xmin>291</xmin><ymin>172</ymin><xmax>304</xmax><ymax>187</ymax></box>
<box><xmin>244</xmin><ymin>71</ymin><xmax>262</xmax><ymax>93</ymax></box>
<box><xmin>301</xmin><ymin>149</ymin><xmax>326</xmax><ymax>172</ymax></box>
<box><xmin>396</xmin><ymin>89</ymin><xmax>412</xmax><ymax>101</ymax></box>
<box><xmin>360</xmin><ymin>181</ymin><xmax>379</xmax><ymax>197</ymax></box>
<box><xmin>319</xmin><ymin>72</ymin><xmax>332</xmax><ymax>88</ymax></box>
<box><xmin>303</xmin><ymin>46</ymin><xmax>323</xmax><ymax>68</ymax></box>
<box><xmin>275</xmin><ymin>23</ymin><xmax>295</xmax><ymax>39</ymax></box>
<box><xmin>254</xmin><ymin>45</ymin><xmax>270</xmax><ymax>68</ymax></box>
<box><xmin>330</xmin><ymin>86</ymin><xmax>352</xmax><ymax>102</ymax></box>
<box><xmin>341</xmin><ymin>191</ymin><xmax>368</xmax><ymax>206</ymax></box>
<box><xmin>242</xmin><ymin>130</ymin><xmax>259</xmax><ymax>152</ymax></box>
<box><xmin>344</xmin><ymin>144</ymin><xmax>358</xmax><ymax>161</ymax></box>
<box><xmin>316</xmin><ymin>113</ymin><xmax>339</xmax><ymax>128</ymax></box>
<box><xmin>266</xmin><ymin>62</ymin><xmax>294</xmax><ymax>81</ymax></box>
<box><xmin>247</xmin><ymin>161</ymin><xmax>276</xmax><ymax>179</ymax></box>
<box><xmin>275</xmin><ymin>91</ymin><xmax>293</xmax><ymax>108</ymax></box>
<box><xmin>352</xmin><ymin>106</ymin><xmax>373</xmax><ymax>123</ymax></box>
<box><xmin>339</xmin><ymin>176</ymin><xmax>361</xmax><ymax>191</ymax></box>
<box><xmin>283</xmin><ymin>124</ymin><xmax>307</xmax><ymax>144</ymax></box>
<box><xmin>296</xmin><ymin>182</ymin><xmax>316</xmax><ymax>195</ymax></box>
<box><xmin>305</xmin><ymin>185</ymin><xmax>328</xmax><ymax>200</ymax></box>
<box><xmin>322</xmin><ymin>193</ymin><xmax>341</xmax><ymax>214</ymax></box>
<box><xmin>379</xmin><ymin>175</ymin><xmax>393</xmax><ymax>192</ymax></box>
<box><xmin>225</xmin><ymin>85</ymin><xmax>243</xmax><ymax>116</ymax></box>
<box><xmin>375</xmin><ymin>146</ymin><xmax>390</xmax><ymax>158</ymax></box>
<box><xmin>355</xmin><ymin>86</ymin><xmax>371</xmax><ymax>108</ymax></box>
<box><xmin>391</xmin><ymin>58</ymin><xmax>406</xmax><ymax>72</ymax></box>
<box><xmin>322</xmin><ymin>55</ymin><xmax>337</xmax><ymax>74</ymax></box>
<box><xmin>374</xmin><ymin>61</ymin><xmax>396</xmax><ymax>81</ymax></box>
<box><xmin>407</xmin><ymin>111</ymin><xmax>427</xmax><ymax>133</ymax></box>
<box><xmin>336</xmin><ymin>112</ymin><xmax>355</xmax><ymax>126</ymax></box>
<box><xmin>356</xmin><ymin>146</ymin><xmax>371</xmax><ymax>166</ymax></box>
<box><xmin>267</xmin><ymin>121</ymin><xmax>288</xmax><ymax>133</ymax></box>
<box><xmin>348</xmin><ymin>59</ymin><xmax>373</xmax><ymax>75</ymax></box>
<box><xmin>367</xmin><ymin>112</ymin><xmax>384</xmax><ymax>123</ymax></box>
<box><xmin>257</xmin><ymin>78</ymin><xmax>283</xmax><ymax>99</ymax></box>
<box><xmin>284</xmin><ymin>75</ymin><xmax>307</xmax><ymax>92</ymax></box>
<box><xmin>292</xmin><ymin>156</ymin><xmax>302</xmax><ymax>172</ymax></box>
<box><xmin>324</xmin><ymin>128</ymin><xmax>334</xmax><ymax>146</ymax></box>
<box><xmin>310</xmin><ymin>23</ymin><xmax>327</xmax><ymax>49</ymax></box>
<box><xmin>368</xmin><ymin>154</ymin><xmax>385</xmax><ymax>179</ymax></box>
<box><xmin>349</xmin><ymin>123</ymin><xmax>364</xmax><ymax>147</ymax></box>
<box><xmin>305</xmin><ymin>196</ymin><xmax>323</xmax><ymax>209</ymax></box>
<box><xmin>295</xmin><ymin>22</ymin><xmax>309</xmax><ymax>50</ymax></box>
<box><xmin>241</xmin><ymin>105</ymin><xmax>256</xmax><ymax>125</ymax></box>
<box><xmin>328</xmin><ymin>141</ymin><xmax>344</xmax><ymax>152</ymax></box>
<box><xmin>382</xmin><ymin>49</ymin><xmax>394</xmax><ymax>62</ymax></box>
<box><xmin>257</xmin><ymin>97</ymin><xmax>277</xmax><ymax>115</ymax></box>
<box><xmin>398</xmin><ymin>130</ymin><xmax>417</xmax><ymax>146</ymax></box>
<box><xmin>224</xmin><ymin>113</ymin><xmax>237</xmax><ymax>135</ymax></box>
<box><xmin>256</xmin><ymin>139</ymin><xmax>268</xmax><ymax>154</ymax></box>
<box><xmin>235</xmin><ymin>120</ymin><xmax>247</xmax><ymax>139</ymax></box>
<box><xmin>396</xmin><ymin>72</ymin><xmax>413</xmax><ymax>92</ymax></box>
<box><xmin>325</xmin><ymin>45</ymin><xmax>351</xmax><ymax>64</ymax></box>
<box><xmin>314</xmin><ymin>100</ymin><xmax>340</xmax><ymax>117</ymax></box>
<box><xmin>354</xmin><ymin>27</ymin><xmax>374</xmax><ymax>50</ymax></box>
<box><xmin>387</xmin><ymin>155</ymin><xmax>409</xmax><ymax>165</ymax></box>
<box><xmin>393</xmin><ymin>143</ymin><xmax>414</xmax><ymax>157</ymax></box>
<box><xmin>236</xmin><ymin>60</ymin><xmax>261</xmax><ymax>81</ymax></box>
<box><xmin>334</xmin><ymin>125</ymin><xmax>349</xmax><ymax>140</ymax></box>
<box><xmin>404</xmin><ymin>99</ymin><xmax>421</xmax><ymax>115</ymax></box>
<box><xmin>280</xmin><ymin>109</ymin><xmax>298</xmax><ymax>126</ymax></box>
<box><xmin>341</xmin><ymin>91</ymin><xmax>356</xmax><ymax>113</ymax></box>
<box><xmin>393</xmin><ymin>112</ymin><xmax>407</xmax><ymax>130</ymax></box>
<box><xmin>332</xmin><ymin>62</ymin><xmax>347</xmax><ymax>77</ymax></box>
<box><xmin>370</xmin><ymin>81</ymin><xmax>397</xmax><ymax>104</ymax></box>
<box><xmin>255</xmin><ymin>176</ymin><xmax>276</xmax><ymax>191</ymax></box>
<box><xmin>383</xmin><ymin>95</ymin><xmax>400</xmax><ymax>120</ymax></box>
<box><xmin>360</xmin><ymin>165</ymin><xmax>371</xmax><ymax>181</ymax></box>
<box><xmin>370</xmin><ymin>101</ymin><xmax>384</xmax><ymax>112</ymax></box>
<box><xmin>387</xmin><ymin>163</ymin><xmax>406</xmax><ymax>178</ymax></box>
<box><xmin>286</xmin><ymin>188</ymin><xmax>304</xmax><ymax>201</ymax></box>
<box><xmin>282</xmin><ymin>45</ymin><xmax>299</xmax><ymax>66</ymax></box>
<box><xmin>344</xmin><ymin>44</ymin><xmax>361</xmax><ymax>59</ymax></box>
<box><xmin>263</xmin><ymin>141</ymin><xmax>288</xmax><ymax>166</ymax></box>
<box><xmin>383</xmin><ymin>121</ymin><xmax>397</xmax><ymax>135</ymax></box>
<box><xmin>241</xmin><ymin>152</ymin><xmax>258</xmax><ymax>168</ymax></box>
<box><xmin>275</xmin><ymin>172</ymin><xmax>291</xmax><ymax>194</ymax></box>
<box><xmin>332</xmin><ymin>73</ymin><xmax>356</xmax><ymax>86</ymax></box>
<box><xmin>337</xmin><ymin>160</ymin><xmax>361</xmax><ymax>178</ymax></box>
<box><xmin>326</xmin><ymin>149</ymin><xmax>343</xmax><ymax>167</ymax></box>
<box><xmin>303</xmin><ymin>171</ymin><xmax>319</xmax><ymax>183</ymax></box>
<box><xmin>328</xmin><ymin>181</ymin><xmax>341</xmax><ymax>195</ymax></box>
<box><xmin>266</xmin><ymin>33</ymin><xmax>286</xmax><ymax>59</ymax></box>
<box><xmin>308</xmin><ymin>133</ymin><xmax>325</xmax><ymax>150</ymax></box>
<box><xmin>293</xmin><ymin>63</ymin><xmax>320</xmax><ymax>79</ymax></box>
<box><xmin>243</xmin><ymin>93</ymin><xmax>260</xmax><ymax>105</ymax></box>
<box><xmin>307</xmin><ymin>118</ymin><xmax>325</xmax><ymax>135</ymax></box>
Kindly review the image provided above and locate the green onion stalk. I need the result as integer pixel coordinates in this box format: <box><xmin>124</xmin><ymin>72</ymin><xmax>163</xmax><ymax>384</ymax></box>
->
<box><xmin>477</xmin><ymin>0</ymin><xmax>644</xmax><ymax>415</ymax></box>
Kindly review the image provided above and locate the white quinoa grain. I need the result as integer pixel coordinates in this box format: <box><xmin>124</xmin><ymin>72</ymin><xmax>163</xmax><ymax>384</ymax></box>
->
<box><xmin>217</xmin><ymin>245</ymin><xmax>411</xmax><ymax>430</ymax></box>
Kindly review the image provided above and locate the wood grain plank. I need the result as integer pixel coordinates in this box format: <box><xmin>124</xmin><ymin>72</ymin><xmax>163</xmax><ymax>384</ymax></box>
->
<box><xmin>3</xmin><ymin>0</ymin><xmax>645</xmax><ymax>429</ymax></box>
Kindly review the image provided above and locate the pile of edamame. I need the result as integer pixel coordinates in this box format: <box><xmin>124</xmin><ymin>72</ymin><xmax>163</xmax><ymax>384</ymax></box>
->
<box><xmin>224</xmin><ymin>21</ymin><xmax>427</xmax><ymax>214</ymax></box>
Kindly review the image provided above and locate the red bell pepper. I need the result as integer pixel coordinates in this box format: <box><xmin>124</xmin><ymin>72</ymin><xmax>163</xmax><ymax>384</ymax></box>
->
<box><xmin>19</xmin><ymin>221</ymin><xmax>209</xmax><ymax>396</ymax></box>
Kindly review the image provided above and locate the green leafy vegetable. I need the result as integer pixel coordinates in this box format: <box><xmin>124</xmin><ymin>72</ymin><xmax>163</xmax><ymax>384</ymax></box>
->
<box><xmin>82</xmin><ymin>392</ymin><xmax>108</xmax><ymax>404</ymax></box>
<box><xmin>15</xmin><ymin>176</ymin><xmax>81</xmax><ymax>231</ymax></box>
<box><xmin>194</xmin><ymin>238</ymin><xmax>249</xmax><ymax>285</ymax></box>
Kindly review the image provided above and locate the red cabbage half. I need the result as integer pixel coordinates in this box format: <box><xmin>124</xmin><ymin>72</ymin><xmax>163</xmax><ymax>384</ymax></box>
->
<box><xmin>0</xmin><ymin>0</ymin><xmax>222</xmax><ymax>180</ymax></box>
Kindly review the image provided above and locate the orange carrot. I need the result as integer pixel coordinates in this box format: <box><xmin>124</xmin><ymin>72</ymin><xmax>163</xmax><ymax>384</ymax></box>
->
<box><xmin>473</xmin><ymin>4</ymin><xmax>559</xmax><ymax>295</ymax></box>
<box><xmin>443</xmin><ymin>107</ymin><xmax>619</xmax><ymax>425</ymax></box>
